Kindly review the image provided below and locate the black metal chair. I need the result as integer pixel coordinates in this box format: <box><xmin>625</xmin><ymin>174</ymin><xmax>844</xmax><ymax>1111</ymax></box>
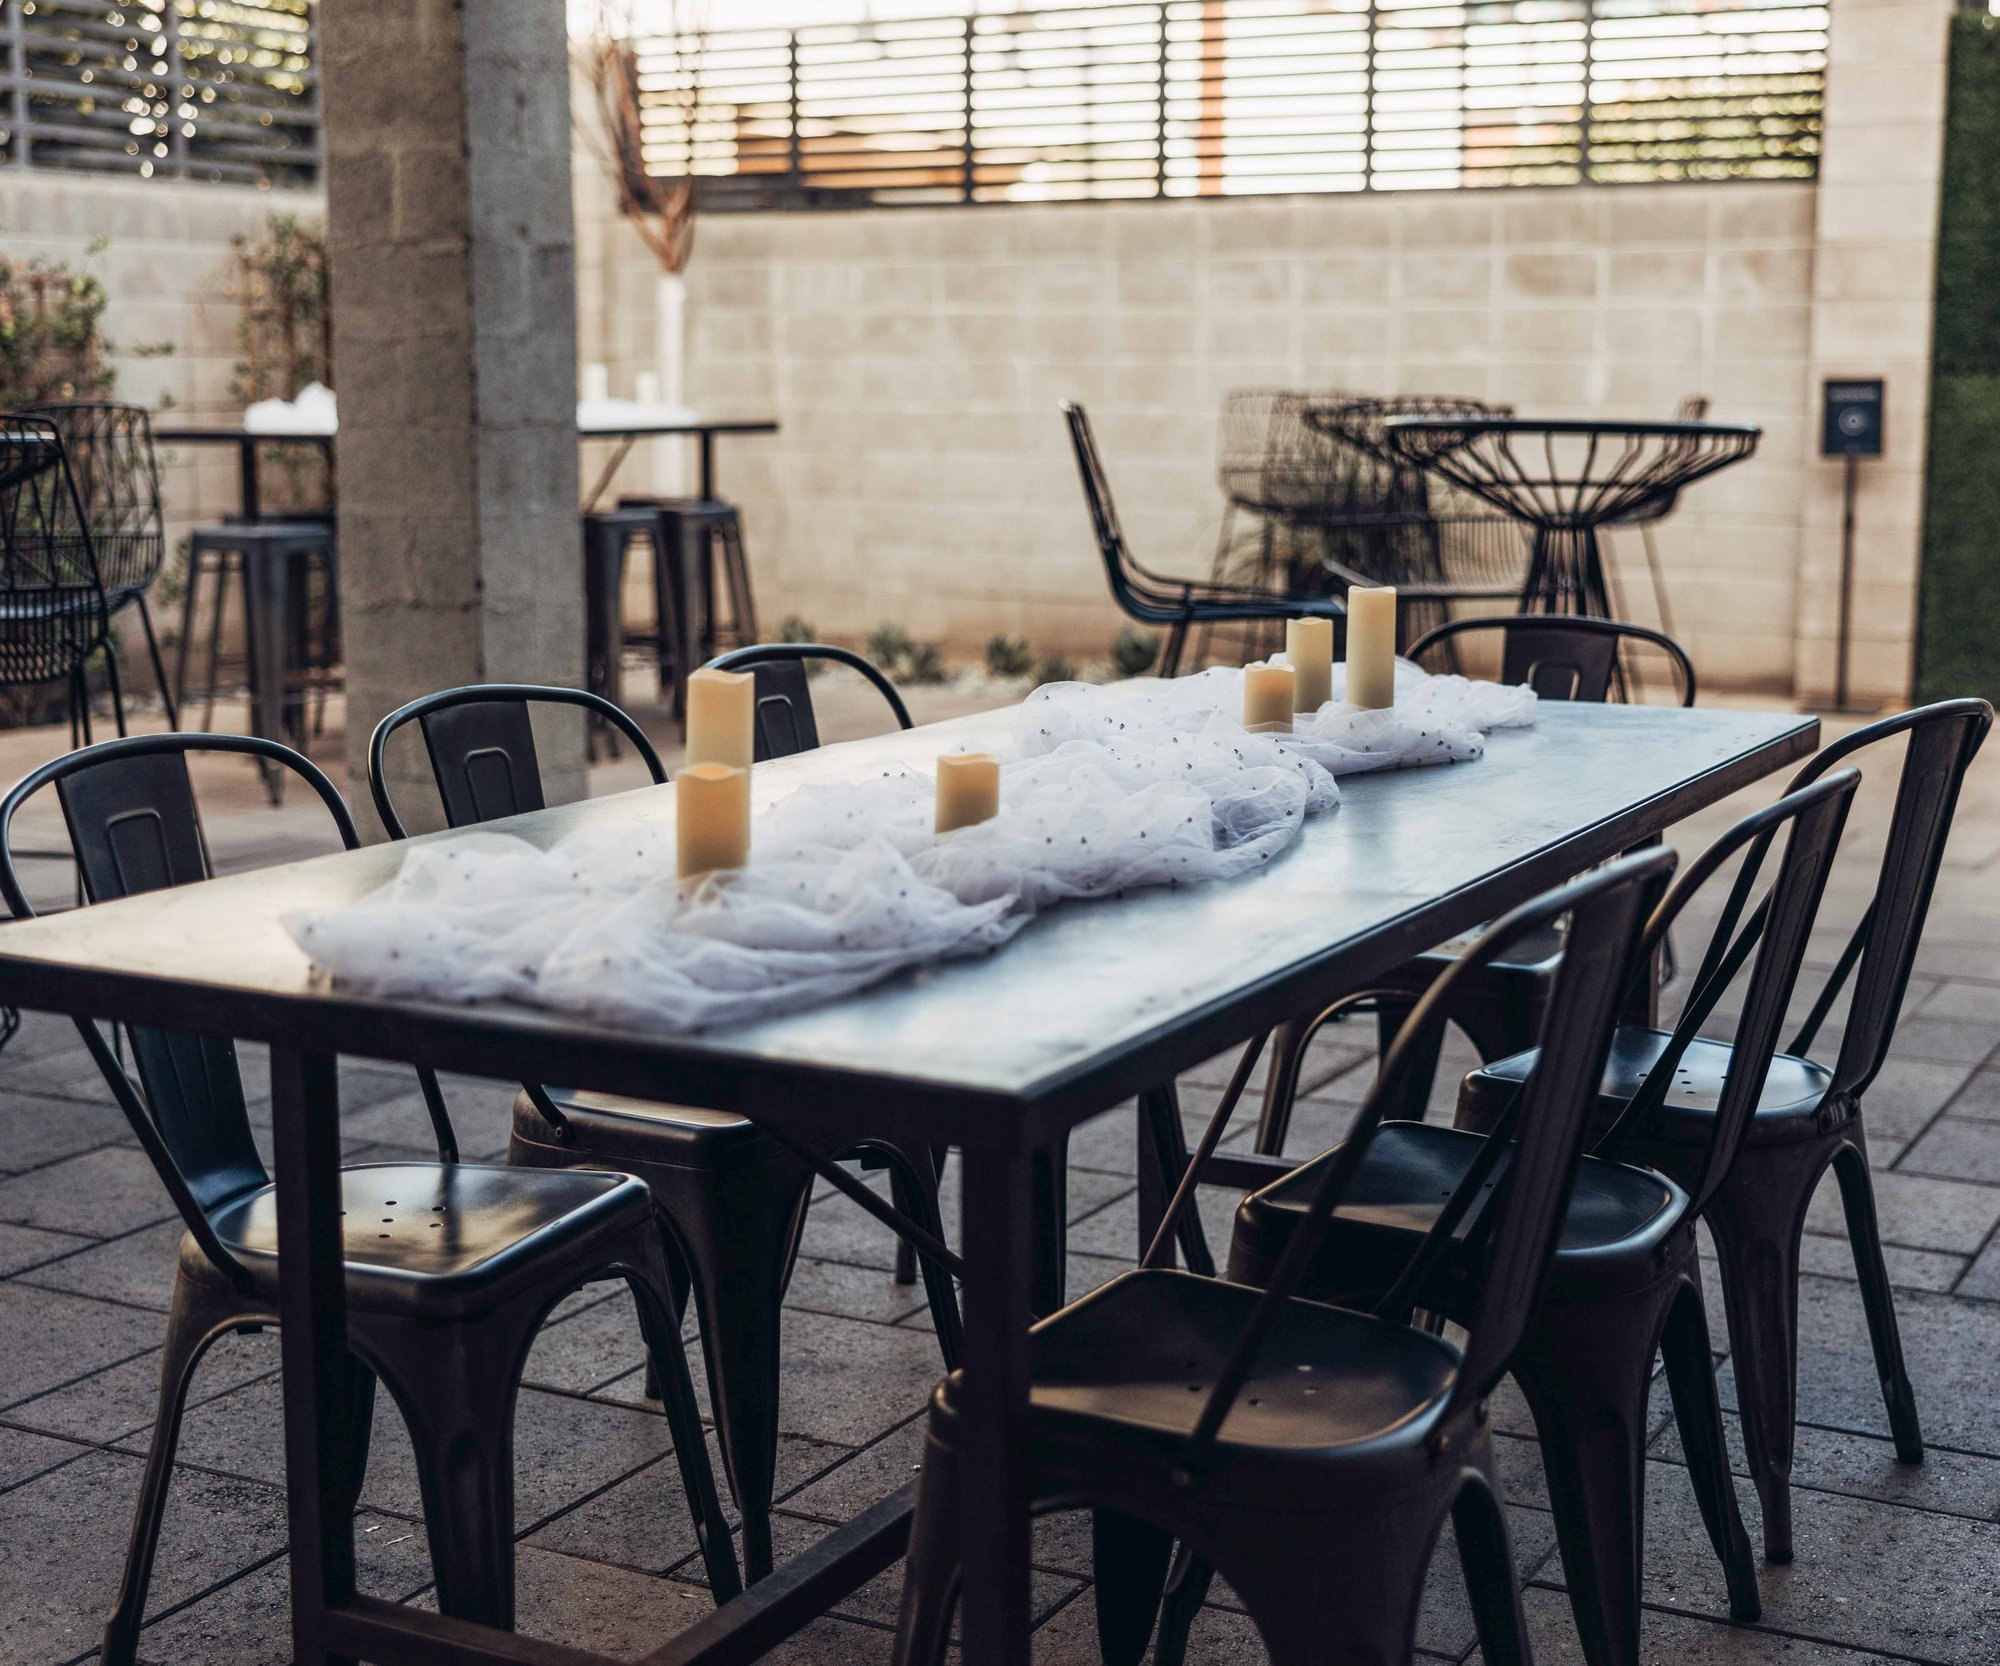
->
<box><xmin>0</xmin><ymin>415</ymin><xmax>118</xmax><ymax>743</ymax></box>
<box><xmin>709</xmin><ymin>640</ymin><xmax>911</xmax><ymax>758</ymax></box>
<box><xmin>1252</xmin><ymin>615</ymin><xmax>1697</xmax><ymax>1151</ymax></box>
<box><xmin>893</xmin><ymin>850</ymin><xmax>1670</xmax><ymax>1666</ymax></box>
<box><xmin>24</xmin><ymin>401</ymin><xmax>177</xmax><ymax>722</ymax></box>
<box><xmin>0</xmin><ymin>731</ymin><xmax>738</xmax><ymax>1660</ymax></box>
<box><xmin>368</xmin><ymin>678</ymin><xmax>961</xmax><ymax>1584</ymax></box>
<box><xmin>1468</xmin><ymin>697</ymin><xmax>1992</xmax><ymax>1565</ymax></box>
<box><xmin>1226</xmin><ymin>772</ymin><xmax>1859</xmax><ymax>1666</ymax></box>
<box><xmin>1065</xmin><ymin>402</ymin><xmax>1342</xmax><ymax>678</ymax></box>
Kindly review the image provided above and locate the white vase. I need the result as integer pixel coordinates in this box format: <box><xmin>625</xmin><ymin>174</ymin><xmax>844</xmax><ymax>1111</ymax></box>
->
<box><xmin>654</xmin><ymin>270</ymin><xmax>687</xmax><ymax>495</ymax></box>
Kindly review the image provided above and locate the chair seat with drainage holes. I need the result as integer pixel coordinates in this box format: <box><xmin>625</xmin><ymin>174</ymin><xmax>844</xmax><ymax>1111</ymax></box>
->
<box><xmin>181</xmin><ymin>1161</ymin><xmax>654</xmax><ymax>1320</ymax></box>
<box><xmin>1457</xmin><ymin>1026</ymin><xmax>1835</xmax><ymax>1152</ymax></box>
<box><xmin>958</xmin><ymin>1268</ymin><xmax>1462</xmax><ymax>1490</ymax></box>
<box><xmin>1230</xmin><ymin>1122</ymin><xmax>1686</xmax><ymax>1308</ymax></box>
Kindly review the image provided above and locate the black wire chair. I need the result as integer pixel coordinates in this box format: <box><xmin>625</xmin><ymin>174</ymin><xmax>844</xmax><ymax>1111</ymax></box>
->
<box><xmin>892</xmin><ymin>850</ymin><xmax>1669</xmax><ymax>1666</ymax></box>
<box><xmin>370</xmin><ymin>679</ymin><xmax>962</xmax><ymax>1584</ymax></box>
<box><xmin>25</xmin><ymin>401</ymin><xmax>176</xmax><ymax>722</ymax></box>
<box><xmin>0</xmin><ymin>414</ymin><xmax>116</xmax><ymax>743</ymax></box>
<box><xmin>1304</xmin><ymin>395</ymin><xmax>1528</xmax><ymax>646</ymax></box>
<box><xmin>1222</xmin><ymin>772</ymin><xmax>1860</xmax><ymax>1666</ymax></box>
<box><xmin>1603</xmin><ymin>395</ymin><xmax>1711</xmax><ymax>637</ymax></box>
<box><xmin>0</xmin><ymin>731</ymin><xmax>738</xmax><ymax>1660</ymax></box>
<box><xmin>1469</xmin><ymin>697</ymin><xmax>1992</xmax><ymax>1566</ymax></box>
<box><xmin>1065</xmin><ymin>402</ymin><xmax>1342</xmax><ymax>678</ymax></box>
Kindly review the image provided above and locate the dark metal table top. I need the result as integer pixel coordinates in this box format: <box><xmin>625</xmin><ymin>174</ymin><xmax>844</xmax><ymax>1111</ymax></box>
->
<box><xmin>0</xmin><ymin>699</ymin><xmax>1815</xmax><ymax>1149</ymax></box>
<box><xmin>153</xmin><ymin>418</ymin><xmax>781</xmax><ymax>441</ymax></box>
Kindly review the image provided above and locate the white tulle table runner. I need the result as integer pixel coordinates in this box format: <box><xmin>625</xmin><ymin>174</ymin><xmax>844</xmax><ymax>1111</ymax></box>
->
<box><xmin>288</xmin><ymin>661</ymin><xmax>1534</xmax><ymax>1030</ymax></box>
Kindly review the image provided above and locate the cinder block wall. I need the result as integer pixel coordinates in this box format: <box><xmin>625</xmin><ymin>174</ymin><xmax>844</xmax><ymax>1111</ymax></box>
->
<box><xmin>0</xmin><ymin>171</ymin><xmax>325</xmax><ymax>573</ymax></box>
<box><xmin>603</xmin><ymin>183</ymin><xmax>1818</xmax><ymax>690</ymax></box>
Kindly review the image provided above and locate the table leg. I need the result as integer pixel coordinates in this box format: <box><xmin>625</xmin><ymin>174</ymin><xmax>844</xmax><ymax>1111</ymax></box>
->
<box><xmin>242</xmin><ymin>542</ymin><xmax>292</xmax><ymax>804</ymax></box>
<box><xmin>698</xmin><ymin>432</ymin><xmax>716</xmax><ymax>502</ymax></box>
<box><xmin>270</xmin><ymin>1046</ymin><xmax>357</xmax><ymax>1666</ymax></box>
<box><xmin>956</xmin><ymin>1143</ymin><xmax>1039</xmax><ymax>1666</ymax></box>
<box><xmin>239</xmin><ymin>439</ymin><xmax>261</xmax><ymax>523</ymax></box>
<box><xmin>673</xmin><ymin>514</ymin><xmax>707</xmax><ymax>715</ymax></box>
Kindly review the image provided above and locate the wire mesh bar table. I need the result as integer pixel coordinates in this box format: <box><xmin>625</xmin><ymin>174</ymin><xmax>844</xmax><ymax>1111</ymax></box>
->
<box><xmin>0</xmin><ymin>697</ymin><xmax>1815</xmax><ymax>1666</ymax></box>
<box><xmin>1384</xmin><ymin>418</ymin><xmax>1761</xmax><ymax>622</ymax></box>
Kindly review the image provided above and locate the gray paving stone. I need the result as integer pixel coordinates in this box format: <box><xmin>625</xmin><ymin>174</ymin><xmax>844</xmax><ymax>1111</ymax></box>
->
<box><xmin>157</xmin><ymin>1373</ymin><xmax>682</xmax><ymax>1533</ymax></box>
<box><xmin>785</xmin><ymin>1254</ymin><xmax>935</xmax><ymax>1327</ymax></box>
<box><xmin>0</xmin><ymin>1282</ymin><xmax>165</xmax><ymax>1410</ymax></box>
<box><xmin>1915</xmin><ymin>981</ymin><xmax>1999</xmax><ymax>1026</ymax></box>
<box><xmin>0</xmin><ymin>1143</ymin><xmax>177</xmax><ymax>1239</ymax></box>
<box><xmin>1031</xmin><ymin>1590</ymin><xmax>1278</xmax><ymax>1664</ymax></box>
<box><xmin>520</xmin><ymin>1286</ymin><xmax>666</xmax><ymax>1398</ymax></box>
<box><xmin>18</xmin><ymin>1217</ymin><xmax>185</xmax><ymax>1310</ymax></box>
<box><xmin>526</xmin><ymin>1424</ymin><xmax>841</xmax><ymax>1572</ymax></box>
<box><xmin>0</xmin><ymin>1042</ymin><xmax>127</xmax><ymax>1104</ymax></box>
<box><xmin>0</xmin><ymin>1422</ymin><xmax>85</xmax><ymax>1491</ymax></box>
<box><xmin>135</xmin><ymin>1509</ymin><xmax>437</xmax><ymax>1664</ymax></box>
<box><xmin>780</xmin><ymin>1414</ymin><xmax>928</xmax><ymax>1522</ymax></box>
<box><xmin>0</xmin><ymin>1448</ymin><xmax>286</xmax><ymax>1665</ymax></box>
<box><xmin>1508</xmin><ymin>1585</ymin><xmax>1907</xmax><ymax>1666</ymax></box>
<box><xmin>1851</xmin><ymin>1058</ymin><xmax>1980</xmax><ymax>1144</ymax></box>
<box><xmin>0</xmin><ymin>1090</ymin><xmax>135</xmax><ymax>1175</ymax></box>
<box><xmin>1796</xmin><ymin>1229</ymin><xmax>1967</xmax><ymax>1294</ymax></box>
<box><xmin>11</xmin><ymin>1330</ymin><xmax>277</xmax><ymax>1447</ymax></box>
<box><xmin>1941</xmin><ymin>1066</ymin><xmax>2000</xmax><ymax>1124</ymax></box>
<box><xmin>0</xmin><ymin>1218</ymin><xmax>89</xmax><ymax>1276</ymax></box>
<box><xmin>1652</xmin><ymin>1410</ymin><xmax>2000</xmax><ymax>1523</ymax></box>
<box><xmin>1900</xmin><ymin>1114</ymin><xmax>2000</xmax><ymax>1184</ymax></box>
<box><xmin>1957</xmin><ymin>1237</ymin><xmax>2000</xmax><ymax>1301</ymax></box>
<box><xmin>1629</xmin><ymin>1464</ymin><xmax>2000</xmax><ymax>1663</ymax></box>
<box><xmin>1803</xmin><ymin>1166</ymin><xmax>2000</xmax><ymax>1255</ymax></box>
<box><xmin>1721</xmin><ymin>1276</ymin><xmax>2000</xmax><ymax>1462</ymax></box>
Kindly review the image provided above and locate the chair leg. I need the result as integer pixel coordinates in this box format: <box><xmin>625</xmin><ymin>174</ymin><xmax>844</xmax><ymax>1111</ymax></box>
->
<box><xmin>1030</xmin><ymin>1139</ymin><xmax>1068</xmax><ymax>1316</ymax></box>
<box><xmin>1660</xmin><ymin>1273</ymin><xmax>1761</xmax><ymax>1623</ymax></box>
<box><xmin>1253</xmin><ymin>1018</ymin><xmax>1309</xmax><ymax>1156</ymax></box>
<box><xmin>624</xmin><ymin>1241</ymin><xmax>744</xmax><ymax>1604</ymax></box>
<box><xmin>1160</xmin><ymin>617</ymin><xmax>1189</xmax><ymax>679</ymax></box>
<box><xmin>100</xmin><ymin>1274</ymin><xmax>245</xmax><ymax>1666</ymax></box>
<box><xmin>173</xmin><ymin>550</ymin><xmax>203</xmax><ymax>727</ymax></box>
<box><xmin>1090</xmin><ymin>1509</ymin><xmax>1174</xmax><ymax>1666</ymax></box>
<box><xmin>103</xmin><ymin>638</ymin><xmax>128</xmax><ymax>736</ymax></box>
<box><xmin>880</xmin><ymin>1143</ymin><xmax>964</xmax><ymax>1369</ymax></box>
<box><xmin>1208</xmin><ymin>1502</ymin><xmax>1431</xmax><ymax>1666</ymax></box>
<box><xmin>1151</xmin><ymin>1543</ymin><xmax>1217</xmax><ymax>1666</ymax></box>
<box><xmin>1513</xmin><ymin>1293</ymin><xmax>1662</xmax><ymax>1666</ymax></box>
<box><xmin>1137</xmin><ymin>1082</ymin><xmax>1214</xmax><ymax>1276</ymax></box>
<box><xmin>1373</xmin><ymin>995</ymin><xmax>1443</xmax><ymax>1121</ymax></box>
<box><xmin>1831</xmin><ymin>1136</ymin><xmax>1924</xmax><ymax>1465</ymax></box>
<box><xmin>1453</xmin><ymin>1476</ymin><xmax>1532</xmax><ymax>1666</ymax></box>
<box><xmin>1705</xmin><ymin>1146</ymin><xmax>1814</xmax><ymax>1564</ymax></box>
<box><xmin>371</xmin><ymin>1315</ymin><xmax>534</xmax><ymax>1629</ymax></box>
<box><xmin>891</xmin><ymin>1418</ymin><xmax>962</xmax><ymax>1666</ymax></box>
<box><xmin>134</xmin><ymin>592</ymin><xmax>178</xmax><ymax>728</ymax></box>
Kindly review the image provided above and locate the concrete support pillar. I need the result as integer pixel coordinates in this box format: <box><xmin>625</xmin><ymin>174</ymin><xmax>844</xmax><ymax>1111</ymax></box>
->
<box><xmin>321</xmin><ymin>0</ymin><xmax>584</xmax><ymax>830</ymax></box>
<box><xmin>1796</xmin><ymin>0</ymin><xmax>1956</xmax><ymax>706</ymax></box>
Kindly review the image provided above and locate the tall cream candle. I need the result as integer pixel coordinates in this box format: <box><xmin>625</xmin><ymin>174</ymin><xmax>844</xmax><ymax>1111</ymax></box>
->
<box><xmin>1345</xmin><ymin>586</ymin><xmax>1398</xmax><ymax>710</ymax></box>
<box><xmin>1243</xmin><ymin>662</ymin><xmax>1295</xmax><ymax>733</ymax></box>
<box><xmin>676</xmin><ymin>762</ymin><xmax>751</xmax><ymax>880</ymax></box>
<box><xmin>935</xmin><ymin>753</ymin><xmax>1001</xmax><ymax>833</ymax></box>
<box><xmin>685</xmin><ymin>667</ymin><xmax>754</xmax><ymax>770</ymax></box>
<box><xmin>1286</xmin><ymin>616</ymin><xmax>1334</xmax><ymax>713</ymax></box>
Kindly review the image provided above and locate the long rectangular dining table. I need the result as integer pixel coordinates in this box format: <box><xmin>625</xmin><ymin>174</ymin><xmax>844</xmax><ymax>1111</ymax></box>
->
<box><xmin>0</xmin><ymin>696</ymin><xmax>1816</xmax><ymax>1666</ymax></box>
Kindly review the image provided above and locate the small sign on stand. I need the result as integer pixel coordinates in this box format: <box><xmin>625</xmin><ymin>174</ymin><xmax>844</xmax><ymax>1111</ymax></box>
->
<box><xmin>1821</xmin><ymin>379</ymin><xmax>1884</xmax><ymax>713</ymax></box>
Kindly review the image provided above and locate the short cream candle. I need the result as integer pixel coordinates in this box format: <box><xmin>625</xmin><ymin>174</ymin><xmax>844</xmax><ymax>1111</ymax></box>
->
<box><xmin>685</xmin><ymin>667</ymin><xmax>754</xmax><ymax>770</ymax></box>
<box><xmin>1286</xmin><ymin>616</ymin><xmax>1334</xmax><ymax>713</ymax></box>
<box><xmin>1345</xmin><ymin>586</ymin><xmax>1398</xmax><ymax>710</ymax></box>
<box><xmin>1243</xmin><ymin>662</ymin><xmax>1296</xmax><ymax>733</ymax></box>
<box><xmin>676</xmin><ymin>762</ymin><xmax>751</xmax><ymax>880</ymax></box>
<box><xmin>935</xmin><ymin>753</ymin><xmax>1001</xmax><ymax>833</ymax></box>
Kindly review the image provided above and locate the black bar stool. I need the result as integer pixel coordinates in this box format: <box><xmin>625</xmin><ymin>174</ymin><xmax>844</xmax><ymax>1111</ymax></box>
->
<box><xmin>582</xmin><ymin>505</ymin><xmax>667</xmax><ymax>754</ymax></box>
<box><xmin>620</xmin><ymin>496</ymin><xmax>759</xmax><ymax>721</ymax></box>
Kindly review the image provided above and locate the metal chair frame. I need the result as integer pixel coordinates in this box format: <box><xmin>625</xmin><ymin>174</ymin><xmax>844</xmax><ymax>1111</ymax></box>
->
<box><xmin>1066</xmin><ymin>401</ymin><xmax>1342</xmax><ymax>678</ymax></box>
<box><xmin>0</xmin><ymin>731</ymin><xmax>738</xmax><ymax>1659</ymax></box>
<box><xmin>369</xmin><ymin>678</ymin><xmax>961</xmax><ymax>1584</ymax></box>
<box><xmin>893</xmin><ymin>850</ymin><xmax>1669</xmax><ymax>1666</ymax></box>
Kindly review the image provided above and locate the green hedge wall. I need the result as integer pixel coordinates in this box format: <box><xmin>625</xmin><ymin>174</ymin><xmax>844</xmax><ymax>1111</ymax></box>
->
<box><xmin>1917</xmin><ymin>11</ymin><xmax>2000</xmax><ymax>702</ymax></box>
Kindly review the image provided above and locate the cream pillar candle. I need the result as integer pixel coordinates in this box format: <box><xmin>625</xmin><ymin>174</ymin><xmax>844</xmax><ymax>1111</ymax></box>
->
<box><xmin>1243</xmin><ymin>662</ymin><xmax>1295</xmax><ymax>732</ymax></box>
<box><xmin>1345</xmin><ymin>586</ymin><xmax>1398</xmax><ymax>710</ymax></box>
<box><xmin>580</xmin><ymin>361</ymin><xmax>611</xmax><ymax>404</ymax></box>
<box><xmin>677</xmin><ymin>763</ymin><xmax>751</xmax><ymax>880</ymax></box>
<box><xmin>685</xmin><ymin>667</ymin><xmax>754</xmax><ymax>769</ymax></box>
<box><xmin>935</xmin><ymin>753</ymin><xmax>1001</xmax><ymax>833</ymax></box>
<box><xmin>1286</xmin><ymin>616</ymin><xmax>1334</xmax><ymax>713</ymax></box>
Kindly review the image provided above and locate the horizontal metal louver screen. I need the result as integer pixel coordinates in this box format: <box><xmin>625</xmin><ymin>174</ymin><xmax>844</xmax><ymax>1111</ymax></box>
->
<box><xmin>1</xmin><ymin>0</ymin><xmax>318</xmax><ymax>186</ymax></box>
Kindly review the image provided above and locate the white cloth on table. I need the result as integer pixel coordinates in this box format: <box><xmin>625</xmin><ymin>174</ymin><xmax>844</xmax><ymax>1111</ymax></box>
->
<box><xmin>286</xmin><ymin>664</ymin><xmax>1534</xmax><ymax>1031</ymax></box>
<box><xmin>242</xmin><ymin>381</ymin><xmax>338</xmax><ymax>436</ymax></box>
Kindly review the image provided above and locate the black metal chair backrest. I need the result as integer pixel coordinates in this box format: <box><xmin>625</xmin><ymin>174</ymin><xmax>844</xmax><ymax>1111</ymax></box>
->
<box><xmin>705</xmin><ymin>643</ymin><xmax>911</xmax><ymax>760</ymax></box>
<box><xmin>0</xmin><ymin>733</ymin><xmax>458</xmax><ymax>1292</ymax></box>
<box><xmin>1166</xmin><ymin>848</ymin><xmax>1670</xmax><ymax>1467</ymax></box>
<box><xmin>0</xmin><ymin>415</ymin><xmax>109</xmax><ymax>687</ymax></box>
<box><xmin>1781</xmin><ymin>698</ymin><xmax>1993</xmax><ymax>1102</ymax></box>
<box><xmin>1596</xmin><ymin>769</ymin><xmax>1860</xmax><ymax>1216</ymax></box>
<box><xmin>369</xmin><ymin>683</ymin><xmax>666</xmax><ymax>840</ymax></box>
<box><xmin>1064</xmin><ymin>401</ymin><xmax>1200</xmax><ymax>625</ymax></box>
<box><xmin>23</xmin><ymin>402</ymin><xmax>164</xmax><ymax>599</ymax></box>
<box><xmin>1406</xmin><ymin>614</ymin><xmax>1697</xmax><ymax>706</ymax></box>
